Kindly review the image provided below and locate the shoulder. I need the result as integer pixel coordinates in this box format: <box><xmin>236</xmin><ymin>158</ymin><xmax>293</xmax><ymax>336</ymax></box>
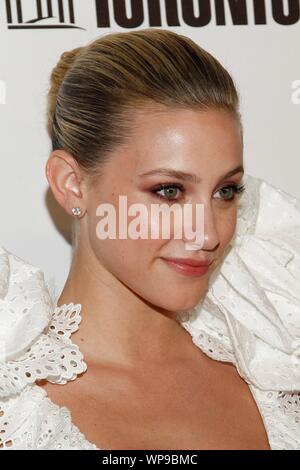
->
<box><xmin>0</xmin><ymin>247</ymin><xmax>89</xmax><ymax>449</ymax></box>
<box><xmin>0</xmin><ymin>246</ymin><xmax>52</xmax><ymax>365</ymax></box>
<box><xmin>0</xmin><ymin>246</ymin><xmax>87</xmax><ymax>396</ymax></box>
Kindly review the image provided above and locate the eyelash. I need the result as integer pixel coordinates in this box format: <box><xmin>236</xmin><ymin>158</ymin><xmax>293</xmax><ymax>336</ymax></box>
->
<box><xmin>151</xmin><ymin>183</ymin><xmax>246</xmax><ymax>203</ymax></box>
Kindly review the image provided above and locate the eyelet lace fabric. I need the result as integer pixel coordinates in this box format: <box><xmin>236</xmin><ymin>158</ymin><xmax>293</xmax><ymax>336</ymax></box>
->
<box><xmin>177</xmin><ymin>174</ymin><xmax>300</xmax><ymax>449</ymax></box>
<box><xmin>0</xmin><ymin>303</ymin><xmax>88</xmax><ymax>399</ymax></box>
<box><xmin>0</xmin><ymin>173</ymin><xmax>300</xmax><ymax>449</ymax></box>
<box><xmin>0</xmin><ymin>248</ymin><xmax>92</xmax><ymax>449</ymax></box>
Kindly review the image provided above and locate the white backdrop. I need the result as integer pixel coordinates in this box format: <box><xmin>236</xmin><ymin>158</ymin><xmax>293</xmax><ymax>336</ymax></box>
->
<box><xmin>0</xmin><ymin>0</ymin><xmax>299</xmax><ymax>291</ymax></box>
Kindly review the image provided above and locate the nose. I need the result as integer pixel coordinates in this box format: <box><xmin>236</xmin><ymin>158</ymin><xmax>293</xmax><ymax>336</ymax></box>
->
<box><xmin>182</xmin><ymin>202</ymin><xmax>220</xmax><ymax>252</ymax></box>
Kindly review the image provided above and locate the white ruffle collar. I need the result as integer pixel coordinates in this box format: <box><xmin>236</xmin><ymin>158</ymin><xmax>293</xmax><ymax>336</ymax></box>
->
<box><xmin>178</xmin><ymin>174</ymin><xmax>300</xmax><ymax>391</ymax></box>
<box><xmin>0</xmin><ymin>247</ymin><xmax>87</xmax><ymax>398</ymax></box>
<box><xmin>0</xmin><ymin>173</ymin><xmax>300</xmax><ymax>398</ymax></box>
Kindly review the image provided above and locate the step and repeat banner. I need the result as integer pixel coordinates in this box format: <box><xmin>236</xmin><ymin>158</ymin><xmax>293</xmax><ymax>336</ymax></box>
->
<box><xmin>0</xmin><ymin>0</ymin><xmax>299</xmax><ymax>289</ymax></box>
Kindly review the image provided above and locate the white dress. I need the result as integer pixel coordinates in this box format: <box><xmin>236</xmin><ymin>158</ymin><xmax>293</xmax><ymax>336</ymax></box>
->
<box><xmin>1</xmin><ymin>173</ymin><xmax>300</xmax><ymax>450</ymax></box>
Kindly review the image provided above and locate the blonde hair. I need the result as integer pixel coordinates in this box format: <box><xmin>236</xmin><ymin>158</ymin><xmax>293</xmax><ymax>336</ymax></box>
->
<box><xmin>47</xmin><ymin>28</ymin><xmax>241</xmax><ymax>173</ymax></box>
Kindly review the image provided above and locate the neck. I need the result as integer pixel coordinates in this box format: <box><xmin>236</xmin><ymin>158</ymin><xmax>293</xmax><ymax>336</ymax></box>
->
<box><xmin>57</xmin><ymin>245</ymin><xmax>193</xmax><ymax>370</ymax></box>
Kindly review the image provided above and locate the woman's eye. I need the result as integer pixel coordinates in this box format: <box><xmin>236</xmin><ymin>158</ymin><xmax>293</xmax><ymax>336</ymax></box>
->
<box><xmin>151</xmin><ymin>183</ymin><xmax>246</xmax><ymax>203</ymax></box>
<box><xmin>214</xmin><ymin>184</ymin><xmax>246</xmax><ymax>202</ymax></box>
<box><xmin>152</xmin><ymin>184</ymin><xmax>185</xmax><ymax>202</ymax></box>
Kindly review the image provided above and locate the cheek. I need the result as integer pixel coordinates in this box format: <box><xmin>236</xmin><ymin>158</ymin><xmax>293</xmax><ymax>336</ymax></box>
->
<box><xmin>86</xmin><ymin>206</ymin><xmax>197</xmax><ymax>311</ymax></box>
<box><xmin>88</xmin><ymin>204</ymin><xmax>164</xmax><ymax>280</ymax></box>
<box><xmin>91</xmin><ymin>238</ymin><xmax>150</xmax><ymax>275</ymax></box>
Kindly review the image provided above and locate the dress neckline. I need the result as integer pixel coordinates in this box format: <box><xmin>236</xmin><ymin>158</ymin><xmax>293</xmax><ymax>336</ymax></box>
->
<box><xmin>35</xmin><ymin>302</ymin><xmax>273</xmax><ymax>451</ymax></box>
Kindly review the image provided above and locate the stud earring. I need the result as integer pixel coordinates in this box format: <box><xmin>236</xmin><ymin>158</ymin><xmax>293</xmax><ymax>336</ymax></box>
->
<box><xmin>71</xmin><ymin>207</ymin><xmax>82</xmax><ymax>217</ymax></box>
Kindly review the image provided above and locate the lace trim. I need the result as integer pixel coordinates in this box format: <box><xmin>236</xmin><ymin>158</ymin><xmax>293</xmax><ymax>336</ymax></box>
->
<box><xmin>1</xmin><ymin>302</ymin><xmax>300</xmax><ymax>449</ymax></box>
<box><xmin>0</xmin><ymin>303</ymin><xmax>87</xmax><ymax>398</ymax></box>
<box><xmin>0</xmin><ymin>386</ymin><xmax>98</xmax><ymax>450</ymax></box>
<box><xmin>176</xmin><ymin>318</ymin><xmax>300</xmax><ymax>449</ymax></box>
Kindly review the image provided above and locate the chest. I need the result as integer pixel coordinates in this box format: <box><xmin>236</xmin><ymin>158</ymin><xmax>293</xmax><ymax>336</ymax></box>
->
<box><xmin>40</xmin><ymin>358</ymin><xmax>271</xmax><ymax>450</ymax></box>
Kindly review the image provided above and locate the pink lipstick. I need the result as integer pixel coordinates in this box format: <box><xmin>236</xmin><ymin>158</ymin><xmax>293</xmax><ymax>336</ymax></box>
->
<box><xmin>160</xmin><ymin>257</ymin><xmax>213</xmax><ymax>277</ymax></box>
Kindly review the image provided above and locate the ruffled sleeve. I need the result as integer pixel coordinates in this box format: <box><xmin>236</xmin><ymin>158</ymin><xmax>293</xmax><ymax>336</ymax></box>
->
<box><xmin>178</xmin><ymin>174</ymin><xmax>300</xmax><ymax>392</ymax></box>
<box><xmin>0</xmin><ymin>247</ymin><xmax>87</xmax><ymax>399</ymax></box>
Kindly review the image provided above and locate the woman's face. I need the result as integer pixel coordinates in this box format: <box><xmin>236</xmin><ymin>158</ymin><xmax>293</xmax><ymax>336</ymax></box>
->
<box><xmin>83</xmin><ymin>107</ymin><xmax>244</xmax><ymax>312</ymax></box>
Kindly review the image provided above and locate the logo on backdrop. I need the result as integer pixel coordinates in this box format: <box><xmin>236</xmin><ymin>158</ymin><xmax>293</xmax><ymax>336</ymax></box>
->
<box><xmin>5</xmin><ymin>0</ymin><xmax>85</xmax><ymax>30</ymax></box>
<box><xmin>3</xmin><ymin>0</ymin><xmax>300</xmax><ymax>30</ymax></box>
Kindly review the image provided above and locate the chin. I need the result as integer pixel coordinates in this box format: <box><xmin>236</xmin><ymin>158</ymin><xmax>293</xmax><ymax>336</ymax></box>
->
<box><xmin>159</xmin><ymin>291</ymin><xmax>206</xmax><ymax>313</ymax></box>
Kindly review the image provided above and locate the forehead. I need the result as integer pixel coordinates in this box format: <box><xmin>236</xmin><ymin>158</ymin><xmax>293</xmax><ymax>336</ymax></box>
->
<box><xmin>103</xmin><ymin>107</ymin><xmax>243</xmax><ymax>179</ymax></box>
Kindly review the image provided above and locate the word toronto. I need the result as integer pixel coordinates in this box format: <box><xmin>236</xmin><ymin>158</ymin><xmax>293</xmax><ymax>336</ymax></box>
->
<box><xmin>4</xmin><ymin>0</ymin><xmax>300</xmax><ymax>30</ymax></box>
<box><xmin>95</xmin><ymin>0</ymin><xmax>300</xmax><ymax>27</ymax></box>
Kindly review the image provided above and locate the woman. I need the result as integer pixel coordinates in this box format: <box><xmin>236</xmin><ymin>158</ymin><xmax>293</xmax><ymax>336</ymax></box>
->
<box><xmin>1</xmin><ymin>28</ymin><xmax>300</xmax><ymax>450</ymax></box>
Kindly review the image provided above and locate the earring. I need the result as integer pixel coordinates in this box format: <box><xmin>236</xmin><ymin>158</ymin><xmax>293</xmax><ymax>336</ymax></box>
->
<box><xmin>71</xmin><ymin>207</ymin><xmax>82</xmax><ymax>217</ymax></box>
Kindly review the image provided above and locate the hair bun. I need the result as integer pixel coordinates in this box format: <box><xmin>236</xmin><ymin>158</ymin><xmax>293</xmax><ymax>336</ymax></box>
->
<box><xmin>47</xmin><ymin>46</ymin><xmax>84</xmax><ymax>138</ymax></box>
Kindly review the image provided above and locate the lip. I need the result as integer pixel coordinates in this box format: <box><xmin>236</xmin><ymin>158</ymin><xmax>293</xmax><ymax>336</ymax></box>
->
<box><xmin>160</xmin><ymin>257</ymin><xmax>213</xmax><ymax>277</ymax></box>
<box><xmin>161</xmin><ymin>257</ymin><xmax>213</xmax><ymax>267</ymax></box>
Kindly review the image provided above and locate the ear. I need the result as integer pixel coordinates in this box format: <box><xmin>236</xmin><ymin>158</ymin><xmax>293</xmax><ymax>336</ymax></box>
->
<box><xmin>45</xmin><ymin>150</ymin><xmax>87</xmax><ymax>217</ymax></box>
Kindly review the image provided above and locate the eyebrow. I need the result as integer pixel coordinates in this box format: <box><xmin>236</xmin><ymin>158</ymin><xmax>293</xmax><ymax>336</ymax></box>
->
<box><xmin>138</xmin><ymin>165</ymin><xmax>244</xmax><ymax>183</ymax></box>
